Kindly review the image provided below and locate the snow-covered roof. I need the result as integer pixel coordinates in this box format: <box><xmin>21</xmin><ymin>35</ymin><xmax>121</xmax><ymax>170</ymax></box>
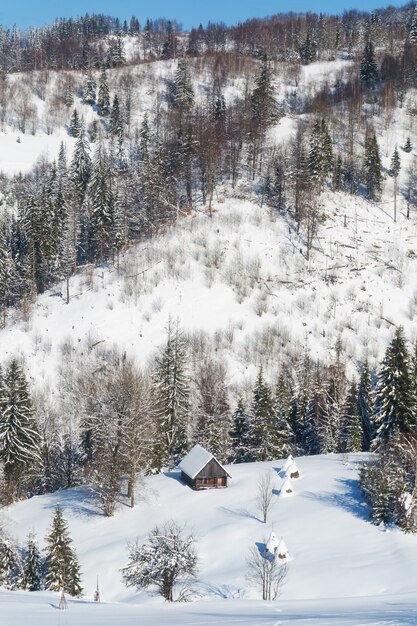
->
<box><xmin>282</xmin><ymin>455</ymin><xmax>294</xmax><ymax>473</ymax></box>
<box><xmin>277</xmin><ymin>538</ymin><xmax>289</xmax><ymax>557</ymax></box>
<box><xmin>286</xmin><ymin>461</ymin><xmax>300</xmax><ymax>477</ymax></box>
<box><xmin>266</xmin><ymin>532</ymin><xmax>280</xmax><ymax>554</ymax></box>
<box><xmin>280</xmin><ymin>477</ymin><xmax>294</xmax><ymax>497</ymax></box>
<box><xmin>178</xmin><ymin>444</ymin><xmax>231</xmax><ymax>480</ymax></box>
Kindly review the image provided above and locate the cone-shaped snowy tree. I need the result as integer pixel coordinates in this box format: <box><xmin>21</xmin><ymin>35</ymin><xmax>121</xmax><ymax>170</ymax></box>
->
<box><xmin>44</xmin><ymin>505</ymin><xmax>82</xmax><ymax>597</ymax></box>
<box><xmin>360</xmin><ymin>40</ymin><xmax>379</xmax><ymax>89</ymax></box>
<box><xmin>0</xmin><ymin>532</ymin><xmax>21</xmax><ymax>589</ymax></box>
<box><xmin>229</xmin><ymin>399</ymin><xmax>252</xmax><ymax>463</ymax></box>
<box><xmin>20</xmin><ymin>533</ymin><xmax>42</xmax><ymax>591</ymax></box>
<box><xmin>374</xmin><ymin>327</ymin><xmax>416</xmax><ymax>446</ymax></box>
<box><xmin>363</xmin><ymin>131</ymin><xmax>382</xmax><ymax>199</ymax></box>
<box><xmin>172</xmin><ymin>58</ymin><xmax>194</xmax><ymax>111</ymax></box>
<box><xmin>97</xmin><ymin>67</ymin><xmax>110</xmax><ymax>116</ymax></box>
<box><xmin>70</xmin><ymin>120</ymin><xmax>92</xmax><ymax>204</ymax></box>
<box><xmin>151</xmin><ymin>319</ymin><xmax>189</xmax><ymax>470</ymax></box>
<box><xmin>0</xmin><ymin>360</ymin><xmax>40</xmax><ymax>500</ymax></box>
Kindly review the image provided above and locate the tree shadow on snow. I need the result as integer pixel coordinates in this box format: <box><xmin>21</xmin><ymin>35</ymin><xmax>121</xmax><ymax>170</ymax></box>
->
<box><xmin>41</xmin><ymin>486</ymin><xmax>100</xmax><ymax>518</ymax></box>
<box><xmin>218</xmin><ymin>506</ymin><xmax>262</xmax><ymax>523</ymax></box>
<box><xmin>303</xmin><ymin>478</ymin><xmax>371</xmax><ymax>522</ymax></box>
<box><xmin>200</xmin><ymin>582</ymin><xmax>246</xmax><ymax>599</ymax></box>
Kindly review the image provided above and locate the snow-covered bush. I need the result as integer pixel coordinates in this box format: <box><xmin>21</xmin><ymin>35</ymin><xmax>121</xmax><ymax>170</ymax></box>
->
<box><xmin>122</xmin><ymin>521</ymin><xmax>198</xmax><ymax>601</ymax></box>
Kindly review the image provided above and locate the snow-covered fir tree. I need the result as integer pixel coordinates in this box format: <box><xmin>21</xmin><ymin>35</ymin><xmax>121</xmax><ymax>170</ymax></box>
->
<box><xmin>44</xmin><ymin>505</ymin><xmax>82</xmax><ymax>596</ymax></box>
<box><xmin>20</xmin><ymin>532</ymin><xmax>42</xmax><ymax>591</ymax></box>
<box><xmin>409</xmin><ymin>5</ymin><xmax>417</xmax><ymax>44</ymax></box>
<box><xmin>273</xmin><ymin>374</ymin><xmax>295</xmax><ymax>458</ymax></box>
<box><xmin>251</xmin><ymin>54</ymin><xmax>276</xmax><ymax>127</ymax></box>
<box><xmin>299</xmin><ymin>31</ymin><xmax>317</xmax><ymax>64</ymax></box>
<box><xmin>357</xmin><ymin>363</ymin><xmax>374</xmax><ymax>451</ymax></box>
<box><xmin>374</xmin><ymin>327</ymin><xmax>416</xmax><ymax>446</ymax></box>
<box><xmin>110</xmin><ymin>94</ymin><xmax>123</xmax><ymax>138</ymax></box>
<box><xmin>83</xmin><ymin>67</ymin><xmax>96</xmax><ymax>105</ymax></box>
<box><xmin>404</xmin><ymin>137</ymin><xmax>412</xmax><ymax>153</ymax></box>
<box><xmin>250</xmin><ymin>369</ymin><xmax>280</xmax><ymax>461</ymax></box>
<box><xmin>0</xmin><ymin>531</ymin><xmax>21</xmax><ymax>590</ymax></box>
<box><xmin>172</xmin><ymin>58</ymin><xmax>194</xmax><ymax>111</ymax></box>
<box><xmin>68</xmin><ymin>109</ymin><xmax>80</xmax><ymax>137</ymax></box>
<box><xmin>308</xmin><ymin>118</ymin><xmax>333</xmax><ymax>192</ymax></box>
<box><xmin>70</xmin><ymin>120</ymin><xmax>92</xmax><ymax>204</ymax></box>
<box><xmin>229</xmin><ymin>399</ymin><xmax>252</xmax><ymax>463</ymax></box>
<box><xmin>193</xmin><ymin>359</ymin><xmax>230</xmax><ymax>462</ymax></box>
<box><xmin>152</xmin><ymin>320</ymin><xmax>189</xmax><ymax>470</ymax></box>
<box><xmin>0</xmin><ymin>360</ymin><xmax>40</xmax><ymax>501</ymax></box>
<box><xmin>97</xmin><ymin>67</ymin><xmax>110</xmax><ymax>116</ymax></box>
<box><xmin>363</xmin><ymin>130</ymin><xmax>382</xmax><ymax>199</ymax></box>
<box><xmin>90</xmin><ymin>144</ymin><xmax>114</xmax><ymax>260</ymax></box>
<box><xmin>360</xmin><ymin>40</ymin><xmax>379</xmax><ymax>88</ymax></box>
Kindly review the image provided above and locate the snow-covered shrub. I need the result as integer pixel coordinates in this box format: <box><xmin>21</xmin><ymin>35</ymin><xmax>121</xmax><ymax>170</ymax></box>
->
<box><xmin>122</xmin><ymin>521</ymin><xmax>198</xmax><ymax>602</ymax></box>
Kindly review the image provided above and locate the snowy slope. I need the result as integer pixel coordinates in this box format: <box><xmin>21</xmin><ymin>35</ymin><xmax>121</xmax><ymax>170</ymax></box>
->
<box><xmin>1</xmin><ymin>191</ymin><xmax>417</xmax><ymax>398</ymax></box>
<box><xmin>2</xmin><ymin>454</ymin><xmax>417</xmax><ymax>624</ymax></box>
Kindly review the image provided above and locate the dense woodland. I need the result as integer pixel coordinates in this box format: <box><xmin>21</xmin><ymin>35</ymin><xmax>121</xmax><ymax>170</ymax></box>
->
<box><xmin>0</xmin><ymin>4</ymin><xmax>417</xmax><ymax>584</ymax></box>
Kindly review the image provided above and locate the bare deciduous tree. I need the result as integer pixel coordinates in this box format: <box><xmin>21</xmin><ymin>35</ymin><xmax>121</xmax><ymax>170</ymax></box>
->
<box><xmin>246</xmin><ymin>544</ymin><xmax>287</xmax><ymax>600</ymax></box>
<box><xmin>256</xmin><ymin>471</ymin><xmax>275</xmax><ymax>523</ymax></box>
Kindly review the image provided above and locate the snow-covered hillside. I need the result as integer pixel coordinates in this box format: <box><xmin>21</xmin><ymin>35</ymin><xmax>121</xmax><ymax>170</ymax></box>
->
<box><xmin>1</xmin><ymin>190</ymin><xmax>417</xmax><ymax>397</ymax></box>
<box><xmin>2</xmin><ymin>454</ymin><xmax>417</xmax><ymax>624</ymax></box>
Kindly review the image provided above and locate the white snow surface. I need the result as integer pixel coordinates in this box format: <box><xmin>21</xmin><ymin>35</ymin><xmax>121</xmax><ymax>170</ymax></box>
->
<box><xmin>2</xmin><ymin>454</ymin><xmax>417</xmax><ymax>624</ymax></box>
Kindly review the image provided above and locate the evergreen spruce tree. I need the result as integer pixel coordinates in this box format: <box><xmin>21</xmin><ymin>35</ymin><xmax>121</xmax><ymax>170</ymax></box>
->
<box><xmin>44</xmin><ymin>506</ymin><xmax>82</xmax><ymax>596</ymax></box>
<box><xmin>83</xmin><ymin>68</ymin><xmax>96</xmax><ymax>105</ymax></box>
<box><xmin>249</xmin><ymin>369</ymin><xmax>279</xmax><ymax>461</ymax></box>
<box><xmin>308</xmin><ymin>118</ymin><xmax>333</xmax><ymax>191</ymax></box>
<box><xmin>357</xmin><ymin>363</ymin><xmax>374</xmax><ymax>450</ymax></box>
<box><xmin>90</xmin><ymin>144</ymin><xmax>114</xmax><ymax>261</ymax></box>
<box><xmin>20</xmin><ymin>533</ymin><xmax>42</xmax><ymax>591</ymax></box>
<box><xmin>363</xmin><ymin>131</ymin><xmax>383</xmax><ymax>199</ymax></box>
<box><xmin>251</xmin><ymin>54</ymin><xmax>276</xmax><ymax>128</ymax></box>
<box><xmin>404</xmin><ymin>137</ymin><xmax>412</xmax><ymax>153</ymax></box>
<box><xmin>193</xmin><ymin>360</ymin><xmax>230</xmax><ymax>463</ymax></box>
<box><xmin>342</xmin><ymin>382</ymin><xmax>363</xmax><ymax>453</ymax></box>
<box><xmin>373</xmin><ymin>470</ymin><xmax>394</xmax><ymax>525</ymax></box>
<box><xmin>0</xmin><ymin>360</ymin><xmax>41</xmax><ymax>500</ymax></box>
<box><xmin>374</xmin><ymin>327</ymin><xmax>416</xmax><ymax>446</ymax></box>
<box><xmin>299</xmin><ymin>31</ymin><xmax>317</xmax><ymax>64</ymax></box>
<box><xmin>70</xmin><ymin>120</ymin><xmax>92</xmax><ymax>204</ymax></box>
<box><xmin>273</xmin><ymin>374</ymin><xmax>295</xmax><ymax>458</ymax></box>
<box><xmin>229</xmin><ymin>399</ymin><xmax>251</xmax><ymax>463</ymax></box>
<box><xmin>389</xmin><ymin>146</ymin><xmax>401</xmax><ymax>222</ymax></box>
<box><xmin>360</xmin><ymin>40</ymin><xmax>379</xmax><ymax>89</ymax></box>
<box><xmin>152</xmin><ymin>320</ymin><xmax>189</xmax><ymax>470</ymax></box>
<box><xmin>110</xmin><ymin>94</ymin><xmax>123</xmax><ymax>139</ymax></box>
<box><xmin>68</xmin><ymin>109</ymin><xmax>81</xmax><ymax>137</ymax></box>
<box><xmin>333</xmin><ymin>154</ymin><xmax>343</xmax><ymax>191</ymax></box>
<box><xmin>97</xmin><ymin>67</ymin><xmax>110</xmax><ymax>116</ymax></box>
<box><xmin>0</xmin><ymin>231</ymin><xmax>13</xmax><ymax>324</ymax></box>
<box><xmin>172</xmin><ymin>58</ymin><xmax>194</xmax><ymax>111</ymax></box>
<box><xmin>0</xmin><ymin>533</ymin><xmax>21</xmax><ymax>589</ymax></box>
<box><xmin>410</xmin><ymin>6</ymin><xmax>417</xmax><ymax>44</ymax></box>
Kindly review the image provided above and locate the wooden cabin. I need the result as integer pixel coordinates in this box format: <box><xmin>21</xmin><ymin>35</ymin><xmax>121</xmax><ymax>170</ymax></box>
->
<box><xmin>178</xmin><ymin>444</ymin><xmax>231</xmax><ymax>490</ymax></box>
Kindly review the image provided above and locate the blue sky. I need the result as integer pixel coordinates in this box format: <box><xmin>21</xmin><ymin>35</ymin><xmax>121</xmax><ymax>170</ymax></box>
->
<box><xmin>0</xmin><ymin>0</ymin><xmax>408</xmax><ymax>30</ymax></box>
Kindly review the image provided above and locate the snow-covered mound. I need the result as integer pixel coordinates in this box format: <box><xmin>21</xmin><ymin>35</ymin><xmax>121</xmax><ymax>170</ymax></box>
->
<box><xmin>2</xmin><ymin>454</ymin><xmax>417</xmax><ymax>624</ymax></box>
